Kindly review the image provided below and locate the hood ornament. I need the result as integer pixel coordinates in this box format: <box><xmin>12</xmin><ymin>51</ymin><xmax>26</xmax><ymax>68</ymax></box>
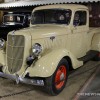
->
<box><xmin>12</xmin><ymin>30</ymin><xmax>15</xmax><ymax>44</ymax></box>
<box><xmin>12</xmin><ymin>30</ymin><xmax>15</xmax><ymax>36</ymax></box>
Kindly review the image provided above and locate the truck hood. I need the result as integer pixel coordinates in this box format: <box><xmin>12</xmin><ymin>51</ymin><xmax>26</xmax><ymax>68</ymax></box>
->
<box><xmin>12</xmin><ymin>24</ymin><xmax>69</xmax><ymax>39</ymax></box>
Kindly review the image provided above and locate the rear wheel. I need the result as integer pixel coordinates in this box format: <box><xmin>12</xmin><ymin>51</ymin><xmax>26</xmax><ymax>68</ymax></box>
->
<box><xmin>93</xmin><ymin>52</ymin><xmax>100</xmax><ymax>61</ymax></box>
<box><xmin>45</xmin><ymin>58</ymin><xmax>69</xmax><ymax>95</ymax></box>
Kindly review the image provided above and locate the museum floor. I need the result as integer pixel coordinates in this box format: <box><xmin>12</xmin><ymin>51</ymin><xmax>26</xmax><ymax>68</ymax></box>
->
<box><xmin>0</xmin><ymin>61</ymin><xmax>100</xmax><ymax>100</ymax></box>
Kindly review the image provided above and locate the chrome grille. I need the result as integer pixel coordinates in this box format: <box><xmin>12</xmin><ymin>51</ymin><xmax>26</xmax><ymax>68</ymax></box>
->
<box><xmin>7</xmin><ymin>35</ymin><xmax>25</xmax><ymax>74</ymax></box>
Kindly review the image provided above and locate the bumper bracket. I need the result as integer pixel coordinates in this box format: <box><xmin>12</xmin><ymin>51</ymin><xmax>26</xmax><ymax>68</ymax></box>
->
<box><xmin>0</xmin><ymin>72</ymin><xmax>44</xmax><ymax>86</ymax></box>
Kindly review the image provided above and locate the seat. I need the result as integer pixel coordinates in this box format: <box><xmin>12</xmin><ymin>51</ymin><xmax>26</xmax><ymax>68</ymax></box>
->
<box><xmin>73</xmin><ymin>13</ymin><xmax>80</xmax><ymax>26</ymax></box>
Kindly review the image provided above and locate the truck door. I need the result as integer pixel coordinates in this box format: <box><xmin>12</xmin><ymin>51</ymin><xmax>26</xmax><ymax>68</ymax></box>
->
<box><xmin>70</xmin><ymin>10</ymin><xmax>89</xmax><ymax>58</ymax></box>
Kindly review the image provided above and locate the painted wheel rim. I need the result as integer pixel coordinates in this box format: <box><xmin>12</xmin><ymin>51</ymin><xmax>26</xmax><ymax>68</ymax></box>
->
<box><xmin>55</xmin><ymin>65</ymin><xmax>67</xmax><ymax>90</ymax></box>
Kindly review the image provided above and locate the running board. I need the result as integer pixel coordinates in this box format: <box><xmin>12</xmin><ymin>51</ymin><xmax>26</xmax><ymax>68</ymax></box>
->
<box><xmin>78</xmin><ymin>50</ymin><xmax>99</xmax><ymax>63</ymax></box>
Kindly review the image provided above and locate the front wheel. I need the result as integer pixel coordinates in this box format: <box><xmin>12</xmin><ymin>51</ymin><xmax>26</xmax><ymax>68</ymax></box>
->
<box><xmin>45</xmin><ymin>58</ymin><xmax>69</xmax><ymax>95</ymax></box>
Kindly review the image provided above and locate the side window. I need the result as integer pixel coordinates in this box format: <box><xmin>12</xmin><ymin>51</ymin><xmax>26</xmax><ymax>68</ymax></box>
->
<box><xmin>73</xmin><ymin>11</ymin><xmax>87</xmax><ymax>26</ymax></box>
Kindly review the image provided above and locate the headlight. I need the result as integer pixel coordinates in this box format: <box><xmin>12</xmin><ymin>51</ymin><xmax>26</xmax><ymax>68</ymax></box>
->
<box><xmin>0</xmin><ymin>38</ymin><xmax>5</xmax><ymax>49</ymax></box>
<box><xmin>32</xmin><ymin>43</ymin><xmax>42</xmax><ymax>56</ymax></box>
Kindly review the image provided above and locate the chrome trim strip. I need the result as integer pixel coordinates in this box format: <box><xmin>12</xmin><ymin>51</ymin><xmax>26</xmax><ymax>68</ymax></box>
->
<box><xmin>0</xmin><ymin>72</ymin><xmax>44</xmax><ymax>86</ymax></box>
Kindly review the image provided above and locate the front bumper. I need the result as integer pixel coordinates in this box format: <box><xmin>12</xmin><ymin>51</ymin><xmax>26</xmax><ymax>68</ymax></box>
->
<box><xmin>0</xmin><ymin>72</ymin><xmax>44</xmax><ymax>86</ymax></box>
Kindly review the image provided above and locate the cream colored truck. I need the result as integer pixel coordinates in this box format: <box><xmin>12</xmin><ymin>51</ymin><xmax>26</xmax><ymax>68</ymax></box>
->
<box><xmin>0</xmin><ymin>4</ymin><xmax>100</xmax><ymax>95</ymax></box>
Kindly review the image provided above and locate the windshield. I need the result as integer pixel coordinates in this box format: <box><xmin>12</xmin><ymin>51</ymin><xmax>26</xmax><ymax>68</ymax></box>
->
<box><xmin>31</xmin><ymin>9</ymin><xmax>72</xmax><ymax>25</ymax></box>
<box><xmin>3</xmin><ymin>14</ymin><xmax>25</xmax><ymax>25</ymax></box>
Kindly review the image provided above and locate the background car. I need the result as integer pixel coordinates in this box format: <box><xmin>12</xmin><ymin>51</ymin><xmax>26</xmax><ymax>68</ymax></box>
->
<box><xmin>0</xmin><ymin>12</ymin><xmax>31</xmax><ymax>40</ymax></box>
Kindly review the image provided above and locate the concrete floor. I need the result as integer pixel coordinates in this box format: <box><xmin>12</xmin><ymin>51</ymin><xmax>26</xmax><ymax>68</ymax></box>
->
<box><xmin>0</xmin><ymin>61</ymin><xmax>100</xmax><ymax>100</ymax></box>
<box><xmin>74</xmin><ymin>62</ymin><xmax>100</xmax><ymax>100</ymax></box>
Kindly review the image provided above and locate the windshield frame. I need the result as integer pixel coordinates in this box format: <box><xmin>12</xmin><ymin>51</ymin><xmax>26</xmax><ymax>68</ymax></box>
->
<box><xmin>3</xmin><ymin>14</ymin><xmax>25</xmax><ymax>25</ymax></box>
<box><xmin>31</xmin><ymin>9</ymin><xmax>72</xmax><ymax>25</ymax></box>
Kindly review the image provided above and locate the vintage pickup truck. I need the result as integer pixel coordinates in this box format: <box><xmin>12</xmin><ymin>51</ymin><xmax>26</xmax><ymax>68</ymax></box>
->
<box><xmin>0</xmin><ymin>4</ymin><xmax>100</xmax><ymax>95</ymax></box>
<box><xmin>0</xmin><ymin>12</ymin><xmax>30</xmax><ymax>40</ymax></box>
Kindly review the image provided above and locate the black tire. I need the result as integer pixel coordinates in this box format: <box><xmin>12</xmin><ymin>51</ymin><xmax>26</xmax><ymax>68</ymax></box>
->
<box><xmin>93</xmin><ymin>52</ymin><xmax>100</xmax><ymax>61</ymax></box>
<box><xmin>45</xmin><ymin>58</ymin><xmax>69</xmax><ymax>95</ymax></box>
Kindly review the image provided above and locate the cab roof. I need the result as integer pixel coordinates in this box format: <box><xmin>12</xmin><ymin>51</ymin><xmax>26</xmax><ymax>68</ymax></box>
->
<box><xmin>33</xmin><ymin>4</ymin><xmax>88</xmax><ymax>11</ymax></box>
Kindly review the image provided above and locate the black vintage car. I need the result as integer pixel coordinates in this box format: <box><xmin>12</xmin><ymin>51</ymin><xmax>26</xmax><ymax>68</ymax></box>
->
<box><xmin>0</xmin><ymin>12</ymin><xmax>31</xmax><ymax>40</ymax></box>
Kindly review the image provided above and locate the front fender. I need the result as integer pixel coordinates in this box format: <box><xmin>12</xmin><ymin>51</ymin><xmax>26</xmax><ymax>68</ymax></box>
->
<box><xmin>0</xmin><ymin>50</ymin><xmax>6</xmax><ymax>66</ymax></box>
<box><xmin>24</xmin><ymin>49</ymin><xmax>83</xmax><ymax>77</ymax></box>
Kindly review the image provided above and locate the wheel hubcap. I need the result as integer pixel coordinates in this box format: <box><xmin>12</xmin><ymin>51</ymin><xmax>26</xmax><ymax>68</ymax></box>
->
<box><xmin>60</xmin><ymin>73</ymin><xmax>65</xmax><ymax>81</ymax></box>
<box><xmin>55</xmin><ymin>65</ymin><xmax>67</xmax><ymax>90</ymax></box>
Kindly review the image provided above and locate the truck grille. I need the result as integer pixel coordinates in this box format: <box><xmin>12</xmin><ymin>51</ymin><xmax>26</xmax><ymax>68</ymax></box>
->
<box><xmin>7</xmin><ymin>35</ymin><xmax>25</xmax><ymax>74</ymax></box>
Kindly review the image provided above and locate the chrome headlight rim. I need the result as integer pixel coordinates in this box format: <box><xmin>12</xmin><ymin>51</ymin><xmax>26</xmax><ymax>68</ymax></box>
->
<box><xmin>0</xmin><ymin>38</ymin><xmax>5</xmax><ymax>50</ymax></box>
<box><xmin>32</xmin><ymin>43</ymin><xmax>42</xmax><ymax>57</ymax></box>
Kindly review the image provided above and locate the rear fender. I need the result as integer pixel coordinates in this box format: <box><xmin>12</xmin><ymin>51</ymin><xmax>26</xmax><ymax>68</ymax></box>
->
<box><xmin>91</xmin><ymin>33</ymin><xmax>100</xmax><ymax>51</ymax></box>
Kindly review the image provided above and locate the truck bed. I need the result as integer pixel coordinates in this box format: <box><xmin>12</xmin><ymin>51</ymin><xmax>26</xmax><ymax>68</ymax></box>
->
<box><xmin>89</xmin><ymin>27</ymin><xmax>100</xmax><ymax>33</ymax></box>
